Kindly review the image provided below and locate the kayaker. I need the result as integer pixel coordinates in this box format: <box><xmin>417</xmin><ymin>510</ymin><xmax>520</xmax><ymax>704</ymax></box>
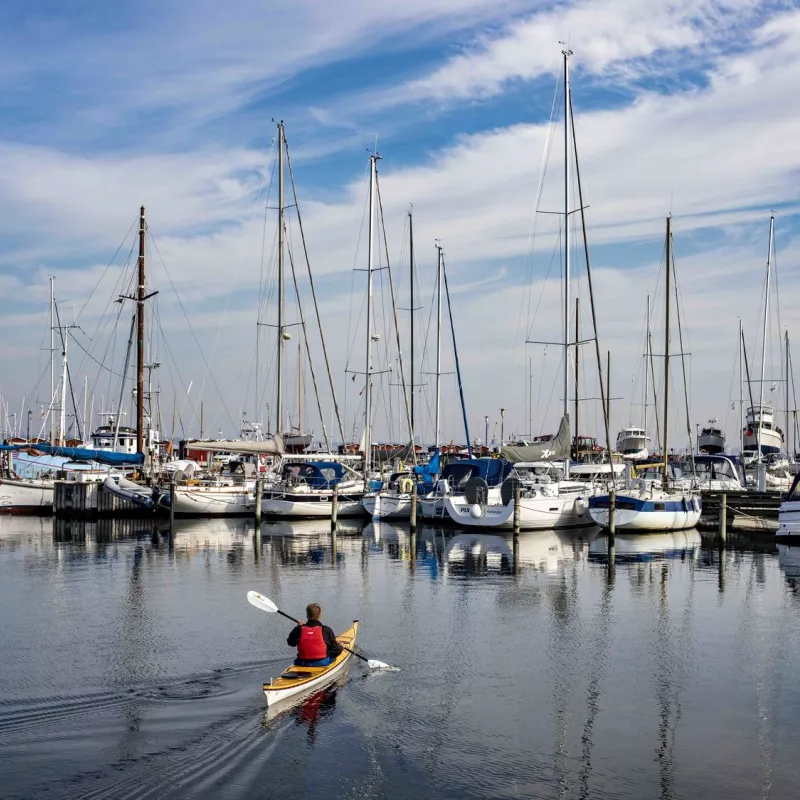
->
<box><xmin>287</xmin><ymin>603</ymin><xmax>343</xmax><ymax>667</ymax></box>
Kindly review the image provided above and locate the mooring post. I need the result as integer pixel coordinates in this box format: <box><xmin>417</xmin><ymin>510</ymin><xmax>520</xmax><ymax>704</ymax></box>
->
<box><xmin>719</xmin><ymin>492</ymin><xmax>727</xmax><ymax>541</ymax></box>
<box><xmin>169</xmin><ymin>480</ymin><xmax>175</xmax><ymax>531</ymax></box>
<box><xmin>410</xmin><ymin>483</ymin><xmax>418</xmax><ymax>531</ymax></box>
<box><xmin>255</xmin><ymin>475</ymin><xmax>263</xmax><ymax>525</ymax></box>
<box><xmin>331</xmin><ymin>485</ymin><xmax>339</xmax><ymax>531</ymax></box>
<box><xmin>513</xmin><ymin>484</ymin><xmax>521</xmax><ymax>534</ymax></box>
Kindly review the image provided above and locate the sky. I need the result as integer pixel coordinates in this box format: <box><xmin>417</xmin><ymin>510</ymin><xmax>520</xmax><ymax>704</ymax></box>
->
<box><xmin>1</xmin><ymin>0</ymin><xmax>799</xmax><ymax>451</ymax></box>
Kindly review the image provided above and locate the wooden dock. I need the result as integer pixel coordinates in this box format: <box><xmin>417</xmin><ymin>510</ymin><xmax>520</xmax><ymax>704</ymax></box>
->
<box><xmin>699</xmin><ymin>490</ymin><xmax>782</xmax><ymax>533</ymax></box>
<box><xmin>54</xmin><ymin>480</ymin><xmax>159</xmax><ymax>518</ymax></box>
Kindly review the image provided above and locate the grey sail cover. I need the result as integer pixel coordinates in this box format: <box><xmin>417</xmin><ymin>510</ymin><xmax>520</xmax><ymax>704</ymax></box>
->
<box><xmin>189</xmin><ymin>434</ymin><xmax>284</xmax><ymax>456</ymax></box>
<box><xmin>499</xmin><ymin>415</ymin><xmax>570</xmax><ymax>464</ymax></box>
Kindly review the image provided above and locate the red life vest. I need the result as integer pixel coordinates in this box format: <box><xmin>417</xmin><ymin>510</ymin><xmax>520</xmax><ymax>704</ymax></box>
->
<box><xmin>297</xmin><ymin>624</ymin><xmax>327</xmax><ymax>660</ymax></box>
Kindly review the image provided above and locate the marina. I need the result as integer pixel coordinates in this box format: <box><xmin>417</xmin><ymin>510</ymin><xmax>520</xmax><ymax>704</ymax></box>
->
<box><xmin>4</xmin><ymin>3</ymin><xmax>800</xmax><ymax>797</ymax></box>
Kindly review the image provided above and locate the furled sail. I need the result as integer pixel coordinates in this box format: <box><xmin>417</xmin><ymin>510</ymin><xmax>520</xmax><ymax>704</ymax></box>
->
<box><xmin>499</xmin><ymin>415</ymin><xmax>570</xmax><ymax>464</ymax></box>
<box><xmin>188</xmin><ymin>434</ymin><xmax>284</xmax><ymax>456</ymax></box>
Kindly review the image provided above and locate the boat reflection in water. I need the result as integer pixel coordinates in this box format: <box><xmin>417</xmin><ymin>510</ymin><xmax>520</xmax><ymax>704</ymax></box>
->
<box><xmin>446</xmin><ymin>533</ymin><xmax>514</xmax><ymax>575</ymax></box>
<box><xmin>443</xmin><ymin>529</ymin><xmax>598</xmax><ymax>576</ymax></box>
<box><xmin>777</xmin><ymin>544</ymin><xmax>800</xmax><ymax>592</ymax></box>
<box><xmin>261</xmin><ymin>518</ymin><xmax>364</xmax><ymax>566</ymax></box>
<box><xmin>588</xmin><ymin>529</ymin><xmax>702</xmax><ymax>563</ymax></box>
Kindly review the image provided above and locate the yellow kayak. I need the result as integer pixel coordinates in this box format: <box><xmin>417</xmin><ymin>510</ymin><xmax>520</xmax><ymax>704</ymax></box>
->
<box><xmin>263</xmin><ymin>621</ymin><xmax>359</xmax><ymax>707</ymax></box>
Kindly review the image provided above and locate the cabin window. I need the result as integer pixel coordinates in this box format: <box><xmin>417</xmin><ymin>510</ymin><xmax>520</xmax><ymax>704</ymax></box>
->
<box><xmin>654</xmin><ymin>502</ymin><xmax>665</xmax><ymax>511</ymax></box>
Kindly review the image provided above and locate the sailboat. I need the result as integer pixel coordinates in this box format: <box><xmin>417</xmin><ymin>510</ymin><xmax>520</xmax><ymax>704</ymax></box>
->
<box><xmin>262</xmin><ymin>146</ymin><xmax>382</xmax><ymax>518</ymax></box>
<box><xmin>363</xmin><ymin>220</ymin><xmax>454</xmax><ymax>519</ymax></box>
<box><xmin>442</xmin><ymin>50</ymin><xmax>599</xmax><ymax>531</ymax></box>
<box><xmin>589</xmin><ymin>216</ymin><xmax>701</xmax><ymax>532</ymax></box>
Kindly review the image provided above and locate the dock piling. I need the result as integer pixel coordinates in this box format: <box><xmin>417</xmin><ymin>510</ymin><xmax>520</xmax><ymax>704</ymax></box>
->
<box><xmin>169</xmin><ymin>481</ymin><xmax>175</xmax><ymax>531</ymax></box>
<box><xmin>513</xmin><ymin>485</ymin><xmax>521</xmax><ymax>533</ymax></box>
<box><xmin>410</xmin><ymin>484</ymin><xmax>418</xmax><ymax>531</ymax></box>
<box><xmin>331</xmin><ymin>485</ymin><xmax>339</xmax><ymax>531</ymax></box>
<box><xmin>255</xmin><ymin>476</ymin><xmax>263</xmax><ymax>525</ymax></box>
<box><xmin>719</xmin><ymin>492</ymin><xmax>727</xmax><ymax>541</ymax></box>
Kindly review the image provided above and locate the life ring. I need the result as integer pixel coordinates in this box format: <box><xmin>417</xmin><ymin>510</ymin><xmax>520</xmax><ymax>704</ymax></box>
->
<box><xmin>399</xmin><ymin>477</ymin><xmax>414</xmax><ymax>494</ymax></box>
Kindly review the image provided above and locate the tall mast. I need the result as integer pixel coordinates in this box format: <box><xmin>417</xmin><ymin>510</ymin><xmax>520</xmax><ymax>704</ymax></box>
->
<box><xmin>364</xmin><ymin>154</ymin><xmax>378</xmax><ymax>485</ymax></box>
<box><xmin>563</xmin><ymin>48</ymin><xmax>572</xmax><ymax>425</ymax></box>
<box><xmin>136</xmin><ymin>205</ymin><xmax>146</xmax><ymax>453</ymax></box>
<box><xmin>49</xmin><ymin>277</ymin><xmax>55</xmax><ymax>444</ymax></box>
<box><xmin>435</xmin><ymin>244</ymin><xmax>443</xmax><ymax>449</ymax></box>
<box><xmin>644</xmin><ymin>294</ymin><xmax>650</xmax><ymax>433</ymax></box>
<box><xmin>409</xmin><ymin>209</ymin><xmax>415</xmax><ymax>441</ymax></box>
<box><xmin>757</xmin><ymin>215</ymin><xmax>774</xmax><ymax>461</ymax></box>
<box><xmin>276</xmin><ymin>121</ymin><xmax>285</xmax><ymax>436</ymax></box>
<box><xmin>59</xmin><ymin>331</ymin><xmax>68</xmax><ymax>444</ymax></box>
<box><xmin>662</xmin><ymin>215</ymin><xmax>671</xmax><ymax>487</ymax></box>
<box><xmin>298</xmin><ymin>340</ymin><xmax>303</xmax><ymax>433</ymax></box>
<box><xmin>574</xmin><ymin>297</ymin><xmax>579</xmax><ymax>460</ymax></box>
<box><xmin>786</xmin><ymin>329</ymin><xmax>790</xmax><ymax>457</ymax></box>
<box><xmin>739</xmin><ymin>319</ymin><xmax>744</xmax><ymax>454</ymax></box>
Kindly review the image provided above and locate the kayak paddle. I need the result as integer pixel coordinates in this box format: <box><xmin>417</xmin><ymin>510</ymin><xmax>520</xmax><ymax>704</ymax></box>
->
<box><xmin>246</xmin><ymin>591</ymin><xmax>398</xmax><ymax>671</ymax></box>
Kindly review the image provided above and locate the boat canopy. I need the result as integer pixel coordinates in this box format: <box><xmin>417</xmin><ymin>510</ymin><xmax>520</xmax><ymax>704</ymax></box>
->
<box><xmin>500</xmin><ymin>415</ymin><xmax>570</xmax><ymax>464</ymax></box>
<box><xmin>283</xmin><ymin>461</ymin><xmax>345</xmax><ymax>489</ymax></box>
<box><xmin>441</xmin><ymin>457</ymin><xmax>511</xmax><ymax>489</ymax></box>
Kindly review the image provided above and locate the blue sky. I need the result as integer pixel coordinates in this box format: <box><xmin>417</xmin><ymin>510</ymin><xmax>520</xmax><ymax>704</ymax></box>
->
<box><xmin>1</xmin><ymin>0</ymin><xmax>800</xmax><ymax>448</ymax></box>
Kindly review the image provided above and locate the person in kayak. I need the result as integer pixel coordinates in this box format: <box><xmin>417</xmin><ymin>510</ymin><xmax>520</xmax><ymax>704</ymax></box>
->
<box><xmin>287</xmin><ymin>603</ymin><xmax>343</xmax><ymax>667</ymax></box>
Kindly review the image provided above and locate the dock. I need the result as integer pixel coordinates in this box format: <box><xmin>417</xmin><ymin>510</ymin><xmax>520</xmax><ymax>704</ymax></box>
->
<box><xmin>54</xmin><ymin>480</ymin><xmax>160</xmax><ymax>519</ymax></box>
<box><xmin>699</xmin><ymin>490</ymin><xmax>782</xmax><ymax>533</ymax></box>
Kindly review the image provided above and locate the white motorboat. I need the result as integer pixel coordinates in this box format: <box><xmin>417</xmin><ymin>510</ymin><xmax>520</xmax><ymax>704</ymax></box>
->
<box><xmin>742</xmin><ymin>404</ymin><xmax>784</xmax><ymax>457</ymax></box>
<box><xmin>615</xmin><ymin>427</ymin><xmax>650</xmax><ymax>460</ymax></box>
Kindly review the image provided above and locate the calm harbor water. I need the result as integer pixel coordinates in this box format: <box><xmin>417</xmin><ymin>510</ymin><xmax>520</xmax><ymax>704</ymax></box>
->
<box><xmin>1</xmin><ymin>516</ymin><xmax>799</xmax><ymax>799</ymax></box>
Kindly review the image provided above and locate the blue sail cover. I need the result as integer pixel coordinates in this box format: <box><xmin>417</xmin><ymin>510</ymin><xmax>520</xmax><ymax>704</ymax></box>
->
<box><xmin>0</xmin><ymin>443</ymin><xmax>143</xmax><ymax>466</ymax></box>
<box><xmin>413</xmin><ymin>448</ymin><xmax>440</xmax><ymax>486</ymax></box>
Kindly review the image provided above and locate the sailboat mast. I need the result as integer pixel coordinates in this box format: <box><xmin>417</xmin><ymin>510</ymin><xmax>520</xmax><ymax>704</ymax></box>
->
<box><xmin>786</xmin><ymin>329</ymin><xmax>790</xmax><ymax>457</ymax></box>
<box><xmin>136</xmin><ymin>205</ymin><xmax>146</xmax><ymax>453</ymax></box>
<box><xmin>644</xmin><ymin>294</ymin><xmax>650</xmax><ymax>433</ymax></box>
<box><xmin>59</xmin><ymin>331</ymin><xmax>67</xmax><ymax>444</ymax></box>
<box><xmin>563</xmin><ymin>48</ymin><xmax>572</xmax><ymax>424</ymax></box>
<box><xmin>276</xmin><ymin>122</ymin><xmax>285</xmax><ymax>436</ymax></box>
<box><xmin>409</xmin><ymin>210</ymin><xmax>415</xmax><ymax>441</ymax></box>
<box><xmin>574</xmin><ymin>297</ymin><xmax>579</xmax><ymax>460</ymax></box>
<box><xmin>757</xmin><ymin>215</ymin><xmax>774</xmax><ymax>460</ymax></box>
<box><xmin>662</xmin><ymin>215</ymin><xmax>671</xmax><ymax>487</ymax></box>
<box><xmin>435</xmin><ymin>244</ymin><xmax>443</xmax><ymax>449</ymax></box>
<box><xmin>298</xmin><ymin>340</ymin><xmax>303</xmax><ymax>433</ymax></box>
<box><xmin>739</xmin><ymin>319</ymin><xmax>744</xmax><ymax>454</ymax></box>
<box><xmin>364</xmin><ymin>154</ymin><xmax>378</xmax><ymax>485</ymax></box>
<box><xmin>50</xmin><ymin>276</ymin><xmax>55</xmax><ymax>444</ymax></box>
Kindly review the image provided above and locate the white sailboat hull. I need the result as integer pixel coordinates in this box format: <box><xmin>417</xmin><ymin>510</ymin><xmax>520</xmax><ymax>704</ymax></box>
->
<box><xmin>589</xmin><ymin>492</ymin><xmax>701</xmax><ymax>532</ymax></box>
<box><xmin>0</xmin><ymin>478</ymin><xmax>54</xmax><ymax>512</ymax></box>
<box><xmin>262</xmin><ymin>496</ymin><xmax>366</xmax><ymax>518</ymax></box>
<box><xmin>362</xmin><ymin>492</ymin><xmax>412</xmax><ymax>520</ymax></box>
<box><xmin>443</xmin><ymin>492</ymin><xmax>593</xmax><ymax>531</ymax></box>
<box><xmin>170</xmin><ymin>486</ymin><xmax>256</xmax><ymax>516</ymax></box>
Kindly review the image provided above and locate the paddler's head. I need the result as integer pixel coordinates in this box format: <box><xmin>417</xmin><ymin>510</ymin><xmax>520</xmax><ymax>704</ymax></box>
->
<box><xmin>306</xmin><ymin>603</ymin><xmax>322</xmax><ymax>622</ymax></box>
